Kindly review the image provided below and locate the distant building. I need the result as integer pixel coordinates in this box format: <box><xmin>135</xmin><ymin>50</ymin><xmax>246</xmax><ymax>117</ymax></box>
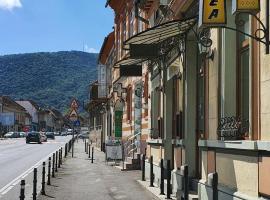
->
<box><xmin>0</xmin><ymin>96</ymin><xmax>28</xmax><ymax>133</ymax></box>
<box><xmin>16</xmin><ymin>100</ymin><xmax>40</xmax><ymax>131</ymax></box>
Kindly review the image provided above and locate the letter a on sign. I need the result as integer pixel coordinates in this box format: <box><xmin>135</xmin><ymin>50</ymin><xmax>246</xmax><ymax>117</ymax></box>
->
<box><xmin>199</xmin><ymin>0</ymin><xmax>227</xmax><ymax>28</ymax></box>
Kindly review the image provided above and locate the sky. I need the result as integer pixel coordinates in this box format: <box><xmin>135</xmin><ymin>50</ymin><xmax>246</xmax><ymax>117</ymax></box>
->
<box><xmin>0</xmin><ymin>0</ymin><xmax>114</xmax><ymax>55</ymax></box>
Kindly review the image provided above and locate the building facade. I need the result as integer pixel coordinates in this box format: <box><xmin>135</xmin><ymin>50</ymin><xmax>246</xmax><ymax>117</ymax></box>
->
<box><xmin>100</xmin><ymin>0</ymin><xmax>270</xmax><ymax>199</ymax></box>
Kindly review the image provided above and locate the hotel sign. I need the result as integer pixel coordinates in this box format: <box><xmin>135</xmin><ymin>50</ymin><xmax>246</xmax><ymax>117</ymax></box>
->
<box><xmin>232</xmin><ymin>0</ymin><xmax>260</xmax><ymax>14</ymax></box>
<box><xmin>199</xmin><ymin>0</ymin><xmax>227</xmax><ymax>27</ymax></box>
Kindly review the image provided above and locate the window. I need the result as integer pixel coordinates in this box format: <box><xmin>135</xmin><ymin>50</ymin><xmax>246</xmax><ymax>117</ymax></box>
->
<box><xmin>143</xmin><ymin>73</ymin><xmax>149</xmax><ymax>118</ymax></box>
<box><xmin>126</xmin><ymin>86</ymin><xmax>132</xmax><ymax>122</ymax></box>
<box><xmin>129</xmin><ymin>9</ymin><xmax>134</xmax><ymax>38</ymax></box>
<box><xmin>173</xmin><ymin>78</ymin><xmax>183</xmax><ymax>139</ymax></box>
<box><xmin>237</xmin><ymin>14</ymin><xmax>250</xmax><ymax>138</ymax></box>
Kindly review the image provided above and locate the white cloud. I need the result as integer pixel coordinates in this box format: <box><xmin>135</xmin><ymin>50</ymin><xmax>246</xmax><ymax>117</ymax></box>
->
<box><xmin>84</xmin><ymin>45</ymin><xmax>99</xmax><ymax>53</ymax></box>
<box><xmin>0</xmin><ymin>0</ymin><xmax>22</xmax><ymax>11</ymax></box>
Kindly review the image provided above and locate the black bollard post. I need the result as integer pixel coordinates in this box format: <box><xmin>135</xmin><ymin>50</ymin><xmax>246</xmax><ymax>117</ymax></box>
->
<box><xmin>85</xmin><ymin>140</ymin><xmax>87</xmax><ymax>153</ymax></box>
<box><xmin>33</xmin><ymin>168</ymin><xmax>37</xmax><ymax>200</ymax></box>
<box><xmin>91</xmin><ymin>147</ymin><xmax>94</xmax><ymax>163</ymax></box>
<box><xmin>142</xmin><ymin>154</ymin><xmax>145</xmax><ymax>181</ymax></box>
<box><xmin>150</xmin><ymin>156</ymin><xmax>154</xmax><ymax>187</ymax></box>
<box><xmin>55</xmin><ymin>151</ymin><xmax>58</xmax><ymax>172</ymax></box>
<box><xmin>88</xmin><ymin>144</ymin><xmax>91</xmax><ymax>159</ymax></box>
<box><xmin>166</xmin><ymin>160</ymin><xmax>171</xmax><ymax>199</ymax></box>
<box><xmin>212</xmin><ymin>172</ymin><xmax>218</xmax><ymax>200</ymax></box>
<box><xmin>19</xmin><ymin>180</ymin><xmax>25</xmax><ymax>200</ymax></box>
<box><xmin>65</xmin><ymin>143</ymin><xmax>67</xmax><ymax>157</ymax></box>
<box><xmin>52</xmin><ymin>153</ymin><xmax>55</xmax><ymax>178</ymax></box>
<box><xmin>182</xmin><ymin>165</ymin><xmax>188</xmax><ymax>200</ymax></box>
<box><xmin>47</xmin><ymin>157</ymin><xmax>51</xmax><ymax>185</ymax></box>
<box><xmin>58</xmin><ymin>150</ymin><xmax>61</xmax><ymax>168</ymax></box>
<box><xmin>160</xmin><ymin>159</ymin><xmax>165</xmax><ymax>195</ymax></box>
<box><xmin>41</xmin><ymin>162</ymin><xmax>46</xmax><ymax>195</ymax></box>
<box><xmin>86</xmin><ymin>142</ymin><xmax>88</xmax><ymax>154</ymax></box>
<box><xmin>60</xmin><ymin>148</ymin><xmax>62</xmax><ymax>165</ymax></box>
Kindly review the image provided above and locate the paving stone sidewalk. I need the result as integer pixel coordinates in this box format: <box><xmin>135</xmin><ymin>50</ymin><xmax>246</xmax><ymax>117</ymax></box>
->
<box><xmin>37</xmin><ymin>140</ymin><xmax>158</xmax><ymax>200</ymax></box>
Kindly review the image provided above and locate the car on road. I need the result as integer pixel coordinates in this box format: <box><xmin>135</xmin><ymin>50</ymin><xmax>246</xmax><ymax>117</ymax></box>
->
<box><xmin>4</xmin><ymin>132</ymin><xmax>20</xmax><ymax>138</ymax></box>
<box><xmin>61</xmin><ymin>132</ymin><xmax>67</xmax><ymax>136</ymax></box>
<box><xmin>78</xmin><ymin>132</ymin><xmax>89</xmax><ymax>139</ymax></box>
<box><xmin>19</xmin><ymin>132</ymin><xmax>27</xmax><ymax>137</ymax></box>
<box><xmin>26</xmin><ymin>132</ymin><xmax>42</xmax><ymax>144</ymax></box>
<box><xmin>40</xmin><ymin>132</ymin><xmax>47</xmax><ymax>142</ymax></box>
<box><xmin>46</xmin><ymin>132</ymin><xmax>55</xmax><ymax>140</ymax></box>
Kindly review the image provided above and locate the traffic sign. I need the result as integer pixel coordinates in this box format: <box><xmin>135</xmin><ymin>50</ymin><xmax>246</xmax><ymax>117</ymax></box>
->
<box><xmin>70</xmin><ymin>99</ymin><xmax>79</xmax><ymax>110</ymax></box>
<box><xmin>73</xmin><ymin>120</ymin><xmax>80</xmax><ymax>127</ymax></box>
<box><xmin>69</xmin><ymin>109</ymin><xmax>78</xmax><ymax>122</ymax></box>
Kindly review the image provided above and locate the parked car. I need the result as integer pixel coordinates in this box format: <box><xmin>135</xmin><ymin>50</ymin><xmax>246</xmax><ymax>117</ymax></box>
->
<box><xmin>78</xmin><ymin>132</ymin><xmax>89</xmax><ymax>139</ymax></box>
<box><xmin>26</xmin><ymin>132</ymin><xmax>42</xmax><ymax>144</ymax></box>
<box><xmin>40</xmin><ymin>132</ymin><xmax>47</xmax><ymax>142</ymax></box>
<box><xmin>19</xmin><ymin>132</ymin><xmax>26</xmax><ymax>137</ymax></box>
<box><xmin>54</xmin><ymin>132</ymin><xmax>61</xmax><ymax>136</ymax></box>
<box><xmin>46</xmin><ymin>132</ymin><xmax>55</xmax><ymax>140</ymax></box>
<box><xmin>61</xmin><ymin>132</ymin><xmax>67</xmax><ymax>136</ymax></box>
<box><xmin>4</xmin><ymin>132</ymin><xmax>20</xmax><ymax>138</ymax></box>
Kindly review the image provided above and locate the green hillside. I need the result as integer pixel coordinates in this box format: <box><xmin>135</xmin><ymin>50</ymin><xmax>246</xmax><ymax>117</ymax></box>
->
<box><xmin>0</xmin><ymin>51</ymin><xmax>98</xmax><ymax>113</ymax></box>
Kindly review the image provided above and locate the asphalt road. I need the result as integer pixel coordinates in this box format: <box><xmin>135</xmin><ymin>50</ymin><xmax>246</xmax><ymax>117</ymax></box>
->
<box><xmin>0</xmin><ymin>135</ymin><xmax>72</xmax><ymax>199</ymax></box>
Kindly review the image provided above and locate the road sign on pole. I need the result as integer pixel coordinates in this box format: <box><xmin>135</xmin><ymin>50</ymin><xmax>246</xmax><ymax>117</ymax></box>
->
<box><xmin>73</xmin><ymin>120</ymin><xmax>80</xmax><ymax>127</ymax></box>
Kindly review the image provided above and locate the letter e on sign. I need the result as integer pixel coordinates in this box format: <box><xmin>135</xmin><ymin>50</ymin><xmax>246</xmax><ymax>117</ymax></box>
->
<box><xmin>199</xmin><ymin>0</ymin><xmax>227</xmax><ymax>28</ymax></box>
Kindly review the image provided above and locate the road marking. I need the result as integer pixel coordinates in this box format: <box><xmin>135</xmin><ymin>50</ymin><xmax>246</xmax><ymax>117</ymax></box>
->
<box><xmin>0</xmin><ymin>145</ymin><xmax>65</xmax><ymax>195</ymax></box>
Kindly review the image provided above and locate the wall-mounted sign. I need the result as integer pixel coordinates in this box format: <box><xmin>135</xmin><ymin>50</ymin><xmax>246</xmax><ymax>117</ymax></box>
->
<box><xmin>232</xmin><ymin>0</ymin><xmax>260</xmax><ymax>14</ymax></box>
<box><xmin>199</xmin><ymin>0</ymin><xmax>227</xmax><ymax>28</ymax></box>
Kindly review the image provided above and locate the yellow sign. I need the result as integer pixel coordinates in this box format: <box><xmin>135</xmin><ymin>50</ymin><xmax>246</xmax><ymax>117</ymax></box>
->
<box><xmin>199</xmin><ymin>0</ymin><xmax>226</xmax><ymax>27</ymax></box>
<box><xmin>232</xmin><ymin>0</ymin><xmax>260</xmax><ymax>13</ymax></box>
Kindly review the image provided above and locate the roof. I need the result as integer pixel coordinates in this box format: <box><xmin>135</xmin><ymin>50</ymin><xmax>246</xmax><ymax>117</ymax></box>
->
<box><xmin>0</xmin><ymin>96</ymin><xmax>27</xmax><ymax>112</ymax></box>
<box><xmin>124</xmin><ymin>17</ymin><xmax>197</xmax><ymax>50</ymax></box>
<box><xmin>98</xmin><ymin>32</ymin><xmax>115</xmax><ymax>65</ymax></box>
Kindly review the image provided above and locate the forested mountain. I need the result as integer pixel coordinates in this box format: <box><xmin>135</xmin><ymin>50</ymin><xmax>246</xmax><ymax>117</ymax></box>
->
<box><xmin>0</xmin><ymin>51</ymin><xmax>98</xmax><ymax>113</ymax></box>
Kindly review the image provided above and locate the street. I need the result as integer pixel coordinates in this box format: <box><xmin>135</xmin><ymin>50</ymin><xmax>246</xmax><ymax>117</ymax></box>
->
<box><xmin>0</xmin><ymin>136</ymin><xmax>72</xmax><ymax>199</ymax></box>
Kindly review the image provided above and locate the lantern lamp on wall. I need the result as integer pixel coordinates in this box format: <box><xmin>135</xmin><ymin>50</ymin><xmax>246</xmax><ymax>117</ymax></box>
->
<box><xmin>232</xmin><ymin>0</ymin><xmax>260</xmax><ymax>14</ymax></box>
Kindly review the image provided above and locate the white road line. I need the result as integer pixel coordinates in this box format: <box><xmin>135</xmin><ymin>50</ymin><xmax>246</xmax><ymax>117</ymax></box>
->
<box><xmin>0</xmin><ymin>145</ymin><xmax>65</xmax><ymax>195</ymax></box>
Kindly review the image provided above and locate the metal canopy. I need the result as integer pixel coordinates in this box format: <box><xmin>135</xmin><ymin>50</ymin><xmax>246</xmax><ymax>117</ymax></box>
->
<box><xmin>123</xmin><ymin>17</ymin><xmax>198</xmax><ymax>50</ymax></box>
<box><xmin>114</xmin><ymin>55</ymin><xmax>147</xmax><ymax>68</ymax></box>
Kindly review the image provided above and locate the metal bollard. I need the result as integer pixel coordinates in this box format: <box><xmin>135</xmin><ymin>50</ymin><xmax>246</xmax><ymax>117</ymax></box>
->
<box><xmin>65</xmin><ymin>143</ymin><xmax>67</xmax><ymax>157</ymax></box>
<box><xmin>47</xmin><ymin>157</ymin><xmax>51</xmax><ymax>185</ymax></box>
<box><xmin>160</xmin><ymin>159</ymin><xmax>165</xmax><ymax>195</ymax></box>
<box><xmin>41</xmin><ymin>162</ymin><xmax>46</xmax><ymax>195</ymax></box>
<box><xmin>58</xmin><ymin>150</ymin><xmax>61</xmax><ymax>168</ymax></box>
<box><xmin>86</xmin><ymin>142</ymin><xmax>88</xmax><ymax>154</ymax></box>
<box><xmin>55</xmin><ymin>151</ymin><xmax>58</xmax><ymax>172</ymax></box>
<box><xmin>33</xmin><ymin>168</ymin><xmax>37</xmax><ymax>200</ymax></box>
<box><xmin>52</xmin><ymin>153</ymin><xmax>55</xmax><ymax>178</ymax></box>
<box><xmin>88</xmin><ymin>144</ymin><xmax>91</xmax><ymax>159</ymax></box>
<box><xmin>211</xmin><ymin>172</ymin><xmax>218</xmax><ymax>200</ymax></box>
<box><xmin>150</xmin><ymin>156</ymin><xmax>154</xmax><ymax>187</ymax></box>
<box><xmin>181</xmin><ymin>165</ymin><xmax>188</xmax><ymax>200</ymax></box>
<box><xmin>91</xmin><ymin>147</ymin><xmax>94</xmax><ymax>163</ymax></box>
<box><xmin>85</xmin><ymin>140</ymin><xmax>87</xmax><ymax>152</ymax></box>
<box><xmin>19</xmin><ymin>180</ymin><xmax>25</xmax><ymax>200</ymax></box>
<box><xmin>166</xmin><ymin>160</ymin><xmax>171</xmax><ymax>199</ymax></box>
<box><xmin>142</xmin><ymin>154</ymin><xmax>145</xmax><ymax>181</ymax></box>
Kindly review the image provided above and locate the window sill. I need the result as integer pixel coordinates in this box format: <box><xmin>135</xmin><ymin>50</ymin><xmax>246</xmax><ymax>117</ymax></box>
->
<box><xmin>172</xmin><ymin>139</ymin><xmax>184</xmax><ymax>147</ymax></box>
<box><xmin>147</xmin><ymin>139</ymin><xmax>164</xmax><ymax>145</ymax></box>
<box><xmin>198</xmin><ymin>140</ymin><xmax>270</xmax><ymax>151</ymax></box>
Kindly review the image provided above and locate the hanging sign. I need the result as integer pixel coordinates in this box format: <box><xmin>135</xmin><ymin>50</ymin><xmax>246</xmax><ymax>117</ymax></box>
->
<box><xmin>199</xmin><ymin>0</ymin><xmax>227</xmax><ymax>28</ymax></box>
<box><xmin>232</xmin><ymin>0</ymin><xmax>260</xmax><ymax>14</ymax></box>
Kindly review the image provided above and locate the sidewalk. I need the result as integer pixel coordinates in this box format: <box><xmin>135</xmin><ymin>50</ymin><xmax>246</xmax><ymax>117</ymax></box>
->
<box><xmin>37</xmin><ymin>140</ymin><xmax>158</xmax><ymax>200</ymax></box>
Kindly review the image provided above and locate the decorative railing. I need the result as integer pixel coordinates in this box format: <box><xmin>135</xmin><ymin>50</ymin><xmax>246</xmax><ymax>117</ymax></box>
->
<box><xmin>217</xmin><ymin>117</ymin><xmax>249</xmax><ymax>141</ymax></box>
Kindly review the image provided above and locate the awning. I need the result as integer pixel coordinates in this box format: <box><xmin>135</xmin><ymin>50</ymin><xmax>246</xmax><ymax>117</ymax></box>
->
<box><xmin>114</xmin><ymin>55</ymin><xmax>147</xmax><ymax>68</ymax></box>
<box><xmin>123</xmin><ymin>17</ymin><xmax>198</xmax><ymax>50</ymax></box>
